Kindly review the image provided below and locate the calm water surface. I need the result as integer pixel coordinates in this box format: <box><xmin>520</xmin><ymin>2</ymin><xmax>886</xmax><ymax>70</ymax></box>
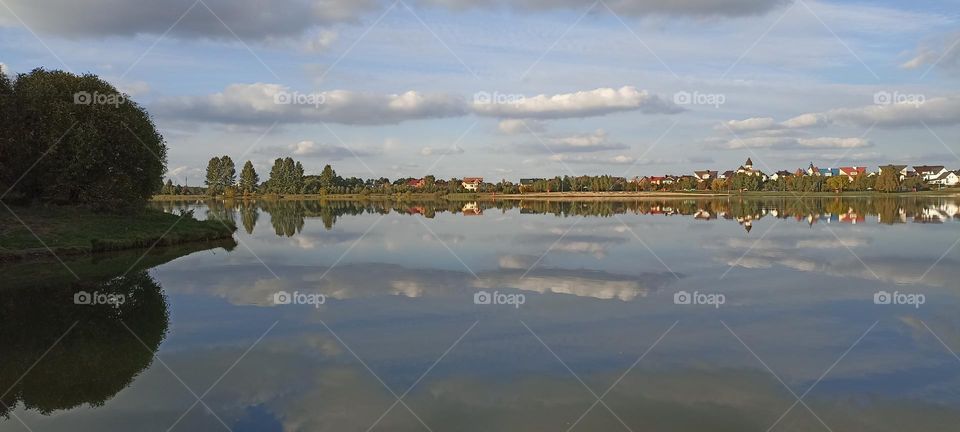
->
<box><xmin>3</xmin><ymin>196</ymin><xmax>960</xmax><ymax>431</ymax></box>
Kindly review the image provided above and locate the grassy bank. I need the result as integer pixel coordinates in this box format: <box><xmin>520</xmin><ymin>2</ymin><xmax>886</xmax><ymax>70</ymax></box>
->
<box><xmin>0</xmin><ymin>206</ymin><xmax>236</xmax><ymax>261</ymax></box>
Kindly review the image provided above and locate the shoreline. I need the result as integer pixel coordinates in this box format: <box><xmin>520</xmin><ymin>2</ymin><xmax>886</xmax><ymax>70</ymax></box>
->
<box><xmin>0</xmin><ymin>206</ymin><xmax>237</xmax><ymax>262</ymax></box>
<box><xmin>151</xmin><ymin>189</ymin><xmax>960</xmax><ymax>202</ymax></box>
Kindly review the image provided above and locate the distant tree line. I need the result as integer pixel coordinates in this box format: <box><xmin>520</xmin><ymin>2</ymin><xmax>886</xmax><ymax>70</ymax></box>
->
<box><xmin>0</xmin><ymin>68</ymin><xmax>166</xmax><ymax>209</ymax></box>
<box><xmin>190</xmin><ymin>152</ymin><xmax>941</xmax><ymax>198</ymax></box>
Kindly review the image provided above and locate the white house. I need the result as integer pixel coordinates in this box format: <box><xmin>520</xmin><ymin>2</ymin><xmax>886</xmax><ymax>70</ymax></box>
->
<box><xmin>931</xmin><ymin>171</ymin><xmax>960</xmax><ymax>187</ymax></box>
<box><xmin>461</xmin><ymin>177</ymin><xmax>483</xmax><ymax>191</ymax></box>
<box><xmin>914</xmin><ymin>165</ymin><xmax>949</xmax><ymax>182</ymax></box>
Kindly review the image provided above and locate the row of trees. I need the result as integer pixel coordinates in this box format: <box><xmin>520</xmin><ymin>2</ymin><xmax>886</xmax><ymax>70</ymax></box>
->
<box><xmin>200</xmin><ymin>157</ymin><xmax>491</xmax><ymax>196</ymax></box>
<box><xmin>1</xmin><ymin>68</ymin><xmax>166</xmax><ymax>209</ymax></box>
<box><xmin>196</xmin><ymin>155</ymin><xmax>937</xmax><ymax>197</ymax></box>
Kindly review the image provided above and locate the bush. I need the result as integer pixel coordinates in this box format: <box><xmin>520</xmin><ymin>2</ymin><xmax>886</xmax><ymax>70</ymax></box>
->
<box><xmin>0</xmin><ymin>68</ymin><xmax>167</xmax><ymax>210</ymax></box>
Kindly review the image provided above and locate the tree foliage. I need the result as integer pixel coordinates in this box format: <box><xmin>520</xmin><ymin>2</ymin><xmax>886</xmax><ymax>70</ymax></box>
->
<box><xmin>0</xmin><ymin>68</ymin><xmax>166</xmax><ymax>209</ymax></box>
<box><xmin>264</xmin><ymin>157</ymin><xmax>305</xmax><ymax>194</ymax></box>
<box><xmin>238</xmin><ymin>160</ymin><xmax>259</xmax><ymax>195</ymax></box>
<box><xmin>204</xmin><ymin>155</ymin><xmax>236</xmax><ymax>195</ymax></box>
<box><xmin>875</xmin><ymin>166</ymin><xmax>901</xmax><ymax>193</ymax></box>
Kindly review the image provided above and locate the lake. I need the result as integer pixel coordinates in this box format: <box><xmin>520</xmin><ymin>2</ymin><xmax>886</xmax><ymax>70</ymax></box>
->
<box><xmin>3</xmin><ymin>196</ymin><xmax>960</xmax><ymax>431</ymax></box>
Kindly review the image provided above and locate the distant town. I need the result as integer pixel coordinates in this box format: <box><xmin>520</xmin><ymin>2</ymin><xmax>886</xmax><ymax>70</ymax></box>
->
<box><xmin>160</xmin><ymin>156</ymin><xmax>960</xmax><ymax>196</ymax></box>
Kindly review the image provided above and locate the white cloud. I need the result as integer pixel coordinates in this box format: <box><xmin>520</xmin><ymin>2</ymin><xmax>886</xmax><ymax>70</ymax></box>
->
<box><xmin>256</xmin><ymin>140</ymin><xmax>373</xmax><ymax>160</ymax></box>
<box><xmin>473</xmin><ymin>86</ymin><xmax>682</xmax><ymax>119</ymax></box>
<box><xmin>721</xmin><ymin>117</ymin><xmax>776</xmax><ymax>132</ymax></box>
<box><xmin>155</xmin><ymin>84</ymin><xmax>683</xmax><ymax>126</ymax></box>
<box><xmin>820</xmin><ymin>97</ymin><xmax>960</xmax><ymax>128</ymax></box>
<box><xmin>515</xmin><ymin>129</ymin><xmax>629</xmax><ymax>154</ymax></box>
<box><xmin>901</xmin><ymin>32</ymin><xmax>960</xmax><ymax>74</ymax></box>
<box><xmin>717</xmin><ymin>136</ymin><xmax>871</xmax><ymax>150</ymax></box>
<box><xmin>165</xmin><ymin>165</ymin><xmax>203</xmax><ymax>181</ymax></box>
<box><xmin>154</xmin><ymin>83</ymin><xmax>467</xmax><ymax>125</ymax></box>
<box><xmin>420</xmin><ymin>0</ymin><xmax>786</xmax><ymax>17</ymax></box>
<box><xmin>781</xmin><ymin>113</ymin><xmax>825</xmax><ymax>129</ymax></box>
<box><xmin>117</xmin><ymin>81</ymin><xmax>151</xmax><ymax>96</ymax></box>
<box><xmin>303</xmin><ymin>30</ymin><xmax>338</xmax><ymax>53</ymax></box>
<box><xmin>497</xmin><ymin>119</ymin><xmax>545</xmax><ymax>135</ymax></box>
<box><xmin>420</xmin><ymin>145</ymin><xmax>465</xmax><ymax>156</ymax></box>
<box><xmin>722</xmin><ymin>96</ymin><xmax>960</xmax><ymax>135</ymax></box>
<box><xmin>549</xmin><ymin>154</ymin><xmax>636</xmax><ymax>165</ymax></box>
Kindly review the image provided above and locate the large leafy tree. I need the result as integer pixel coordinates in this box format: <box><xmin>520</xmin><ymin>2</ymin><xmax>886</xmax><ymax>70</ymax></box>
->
<box><xmin>1</xmin><ymin>68</ymin><xmax>166</xmax><ymax>209</ymax></box>
<box><xmin>875</xmin><ymin>166</ymin><xmax>901</xmax><ymax>193</ymax></box>
<box><xmin>264</xmin><ymin>157</ymin><xmax>305</xmax><ymax>194</ymax></box>
<box><xmin>319</xmin><ymin>164</ymin><xmax>336</xmax><ymax>190</ymax></box>
<box><xmin>238</xmin><ymin>160</ymin><xmax>259</xmax><ymax>195</ymax></box>
<box><xmin>204</xmin><ymin>155</ymin><xmax>236</xmax><ymax>195</ymax></box>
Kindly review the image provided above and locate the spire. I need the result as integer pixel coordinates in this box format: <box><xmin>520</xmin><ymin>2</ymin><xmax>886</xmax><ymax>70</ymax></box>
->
<box><xmin>745</xmin><ymin>157</ymin><xmax>753</xmax><ymax>168</ymax></box>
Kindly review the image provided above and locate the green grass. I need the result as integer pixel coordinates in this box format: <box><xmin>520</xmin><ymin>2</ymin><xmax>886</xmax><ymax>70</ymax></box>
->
<box><xmin>0</xmin><ymin>205</ymin><xmax>235</xmax><ymax>260</ymax></box>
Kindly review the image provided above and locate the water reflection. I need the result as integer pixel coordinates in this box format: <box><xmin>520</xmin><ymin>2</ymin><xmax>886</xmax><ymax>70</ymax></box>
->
<box><xmin>152</xmin><ymin>196</ymin><xmax>960</xmax><ymax>235</ymax></box>
<box><xmin>4</xmin><ymin>197</ymin><xmax>960</xmax><ymax>431</ymax></box>
<box><xmin>0</xmin><ymin>242</ymin><xmax>234</xmax><ymax>420</ymax></box>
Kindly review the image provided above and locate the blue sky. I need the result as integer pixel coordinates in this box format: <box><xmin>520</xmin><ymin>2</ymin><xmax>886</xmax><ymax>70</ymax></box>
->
<box><xmin>1</xmin><ymin>0</ymin><xmax>958</xmax><ymax>183</ymax></box>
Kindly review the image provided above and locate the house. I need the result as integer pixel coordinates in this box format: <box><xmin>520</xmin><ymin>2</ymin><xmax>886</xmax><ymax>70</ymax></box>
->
<box><xmin>693</xmin><ymin>170</ymin><xmax>718</xmax><ymax>182</ymax></box>
<box><xmin>735</xmin><ymin>158</ymin><xmax>767</xmax><ymax>179</ymax></box>
<box><xmin>770</xmin><ymin>170</ymin><xmax>793</xmax><ymax>181</ymax></box>
<box><xmin>807</xmin><ymin>163</ymin><xmax>820</xmax><ymax>176</ymax></box>
<box><xmin>719</xmin><ymin>170</ymin><xmax>736</xmax><ymax>180</ymax></box>
<box><xmin>838</xmin><ymin>166</ymin><xmax>867</xmax><ymax>180</ymax></box>
<box><xmin>818</xmin><ymin>168</ymin><xmax>840</xmax><ymax>177</ymax></box>
<box><xmin>461</xmin><ymin>177</ymin><xmax>483</xmax><ymax>191</ymax></box>
<box><xmin>648</xmin><ymin>176</ymin><xmax>677</xmax><ymax>186</ymax></box>
<box><xmin>914</xmin><ymin>165</ymin><xmax>949</xmax><ymax>181</ymax></box>
<box><xmin>931</xmin><ymin>170</ymin><xmax>960</xmax><ymax>187</ymax></box>
<box><xmin>406</xmin><ymin>178</ymin><xmax>425</xmax><ymax>188</ymax></box>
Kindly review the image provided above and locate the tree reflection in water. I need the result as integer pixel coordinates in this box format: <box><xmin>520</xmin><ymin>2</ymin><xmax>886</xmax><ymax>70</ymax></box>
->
<box><xmin>153</xmin><ymin>195</ymin><xmax>960</xmax><ymax>235</ymax></box>
<box><xmin>0</xmin><ymin>241</ymin><xmax>235</xmax><ymax>418</ymax></box>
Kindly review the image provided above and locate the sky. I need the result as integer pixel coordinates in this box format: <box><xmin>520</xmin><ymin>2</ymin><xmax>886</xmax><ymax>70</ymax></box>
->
<box><xmin>1</xmin><ymin>0</ymin><xmax>959</xmax><ymax>183</ymax></box>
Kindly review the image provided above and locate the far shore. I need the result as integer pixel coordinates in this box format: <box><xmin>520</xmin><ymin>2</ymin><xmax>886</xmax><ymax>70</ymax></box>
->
<box><xmin>151</xmin><ymin>189</ymin><xmax>960</xmax><ymax>202</ymax></box>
